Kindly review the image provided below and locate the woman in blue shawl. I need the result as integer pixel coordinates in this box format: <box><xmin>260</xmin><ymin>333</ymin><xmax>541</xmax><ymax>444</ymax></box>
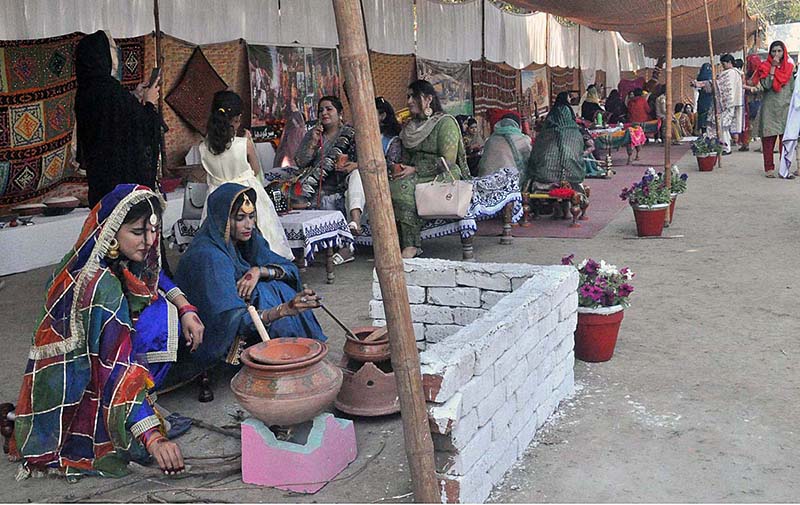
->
<box><xmin>172</xmin><ymin>183</ymin><xmax>325</xmax><ymax>381</ymax></box>
<box><xmin>695</xmin><ymin>63</ymin><xmax>714</xmax><ymax>133</ymax></box>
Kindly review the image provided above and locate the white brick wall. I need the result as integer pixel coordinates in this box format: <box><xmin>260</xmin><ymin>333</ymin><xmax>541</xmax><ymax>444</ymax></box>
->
<box><xmin>369</xmin><ymin>258</ymin><xmax>577</xmax><ymax>504</ymax></box>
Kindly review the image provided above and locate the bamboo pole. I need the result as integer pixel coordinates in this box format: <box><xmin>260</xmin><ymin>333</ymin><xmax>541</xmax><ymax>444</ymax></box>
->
<box><xmin>664</xmin><ymin>0</ymin><xmax>673</xmax><ymax>225</ymax></box>
<box><xmin>330</xmin><ymin>1</ymin><xmax>440</xmax><ymax>502</ymax></box>
<box><xmin>742</xmin><ymin>0</ymin><xmax>747</xmax><ymax>58</ymax></box>
<box><xmin>703</xmin><ymin>0</ymin><xmax>724</xmax><ymax>167</ymax></box>
<box><xmin>153</xmin><ymin>0</ymin><xmax>167</xmax><ymax>179</ymax></box>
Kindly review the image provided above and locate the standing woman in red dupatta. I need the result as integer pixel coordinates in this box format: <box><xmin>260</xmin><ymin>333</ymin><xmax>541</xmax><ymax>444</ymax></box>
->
<box><xmin>747</xmin><ymin>40</ymin><xmax>795</xmax><ymax>178</ymax></box>
<box><xmin>10</xmin><ymin>184</ymin><xmax>204</xmax><ymax>478</ymax></box>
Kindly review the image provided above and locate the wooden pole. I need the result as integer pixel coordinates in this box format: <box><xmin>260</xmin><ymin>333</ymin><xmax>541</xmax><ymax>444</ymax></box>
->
<box><xmin>742</xmin><ymin>0</ymin><xmax>747</xmax><ymax>58</ymax></box>
<box><xmin>703</xmin><ymin>0</ymin><xmax>724</xmax><ymax>166</ymax></box>
<box><xmin>664</xmin><ymin>0</ymin><xmax>673</xmax><ymax>225</ymax></box>
<box><xmin>153</xmin><ymin>0</ymin><xmax>167</xmax><ymax>180</ymax></box>
<box><xmin>330</xmin><ymin>1</ymin><xmax>440</xmax><ymax>502</ymax></box>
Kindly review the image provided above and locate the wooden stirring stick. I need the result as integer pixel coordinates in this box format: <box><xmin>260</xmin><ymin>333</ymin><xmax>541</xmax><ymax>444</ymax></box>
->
<box><xmin>247</xmin><ymin>305</ymin><xmax>271</xmax><ymax>342</ymax></box>
<box><xmin>318</xmin><ymin>302</ymin><xmax>359</xmax><ymax>340</ymax></box>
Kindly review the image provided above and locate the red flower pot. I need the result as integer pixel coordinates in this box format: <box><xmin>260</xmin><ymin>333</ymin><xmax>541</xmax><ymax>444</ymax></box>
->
<box><xmin>696</xmin><ymin>154</ymin><xmax>718</xmax><ymax>171</ymax></box>
<box><xmin>574</xmin><ymin>306</ymin><xmax>625</xmax><ymax>362</ymax></box>
<box><xmin>669</xmin><ymin>193</ymin><xmax>677</xmax><ymax>224</ymax></box>
<box><xmin>631</xmin><ymin>203</ymin><xmax>668</xmax><ymax>237</ymax></box>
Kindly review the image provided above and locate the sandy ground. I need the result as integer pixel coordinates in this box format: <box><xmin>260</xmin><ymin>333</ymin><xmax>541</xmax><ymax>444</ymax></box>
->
<box><xmin>0</xmin><ymin>145</ymin><xmax>798</xmax><ymax>503</ymax></box>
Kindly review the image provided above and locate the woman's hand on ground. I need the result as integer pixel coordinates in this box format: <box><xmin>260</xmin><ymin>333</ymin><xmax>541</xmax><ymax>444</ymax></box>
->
<box><xmin>180</xmin><ymin>311</ymin><xmax>205</xmax><ymax>352</ymax></box>
<box><xmin>236</xmin><ymin>266</ymin><xmax>261</xmax><ymax>300</ymax></box>
<box><xmin>149</xmin><ymin>438</ymin><xmax>185</xmax><ymax>475</ymax></box>
<box><xmin>287</xmin><ymin>288</ymin><xmax>321</xmax><ymax>315</ymax></box>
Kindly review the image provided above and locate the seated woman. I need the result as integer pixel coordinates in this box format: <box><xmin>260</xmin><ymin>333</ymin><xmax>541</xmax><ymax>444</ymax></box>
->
<box><xmin>525</xmin><ymin>92</ymin><xmax>589</xmax><ymax>214</ymax></box>
<box><xmin>295</xmin><ymin>96</ymin><xmax>364</xmax><ymax>235</ymax></box>
<box><xmin>674</xmin><ymin>102</ymin><xmax>691</xmax><ymax>139</ymax></box>
<box><xmin>605</xmin><ymin>89</ymin><xmax>627</xmax><ymax>124</ymax></box>
<box><xmin>462</xmin><ymin>117</ymin><xmax>485</xmax><ymax>176</ymax></box>
<box><xmin>390</xmin><ymin>79</ymin><xmax>471</xmax><ymax>258</ymax></box>
<box><xmin>12</xmin><ymin>184</ymin><xmax>205</xmax><ymax>478</ymax></box>
<box><xmin>580</xmin><ymin>85</ymin><xmax>604</xmax><ymax>122</ymax></box>
<box><xmin>173</xmin><ymin>183</ymin><xmax>325</xmax><ymax>382</ymax></box>
<box><xmin>376</xmin><ymin>96</ymin><xmax>404</xmax><ymax>167</ymax></box>
<box><xmin>199</xmin><ymin>91</ymin><xmax>293</xmax><ymax>261</ymax></box>
<box><xmin>477</xmin><ymin>114</ymin><xmax>531</xmax><ymax>177</ymax></box>
<box><xmin>579</xmin><ymin>125</ymin><xmax>608</xmax><ymax>178</ymax></box>
<box><xmin>683</xmin><ymin>103</ymin><xmax>697</xmax><ymax>135</ymax></box>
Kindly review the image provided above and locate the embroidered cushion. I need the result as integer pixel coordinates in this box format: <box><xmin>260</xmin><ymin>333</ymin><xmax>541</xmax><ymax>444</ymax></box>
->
<box><xmin>165</xmin><ymin>47</ymin><xmax>228</xmax><ymax>134</ymax></box>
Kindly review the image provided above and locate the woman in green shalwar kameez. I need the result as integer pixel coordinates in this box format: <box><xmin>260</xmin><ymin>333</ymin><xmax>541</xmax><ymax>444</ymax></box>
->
<box><xmin>390</xmin><ymin>80</ymin><xmax>470</xmax><ymax>258</ymax></box>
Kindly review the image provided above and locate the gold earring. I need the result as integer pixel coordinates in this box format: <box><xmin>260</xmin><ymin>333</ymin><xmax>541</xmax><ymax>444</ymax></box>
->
<box><xmin>106</xmin><ymin>238</ymin><xmax>120</xmax><ymax>260</ymax></box>
<box><xmin>424</xmin><ymin>106</ymin><xmax>433</xmax><ymax>118</ymax></box>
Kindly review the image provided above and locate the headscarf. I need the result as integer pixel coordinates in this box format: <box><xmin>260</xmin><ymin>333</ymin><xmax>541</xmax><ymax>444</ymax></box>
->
<box><xmin>485</xmin><ymin>118</ymin><xmax>526</xmax><ymax>172</ymax></box>
<box><xmin>753</xmin><ymin>41</ymin><xmax>794</xmax><ymax>92</ymax></box>
<box><xmin>746</xmin><ymin>54</ymin><xmax>763</xmax><ymax>81</ymax></box>
<box><xmin>697</xmin><ymin>63</ymin><xmax>712</xmax><ymax>82</ymax></box>
<box><xmin>174</xmin><ymin>183</ymin><xmax>303</xmax><ymax>370</ymax></box>
<box><xmin>75</xmin><ymin>31</ymin><xmax>161</xmax><ymax>207</ymax></box>
<box><xmin>15</xmin><ymin>184</ymin><xmax>165</xmax><ymax>475</ymax></box>
<box><xmin>585</xmin><ymin>87</ymin><xmax>601</xmax><ymax>104</ymax></box>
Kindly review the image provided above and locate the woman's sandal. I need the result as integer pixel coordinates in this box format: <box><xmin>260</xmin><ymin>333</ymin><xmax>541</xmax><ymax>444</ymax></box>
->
<box><xmin>332</xmin><ymin>252</ymin><xmax>355</xmax><ymax>265</ymax></box>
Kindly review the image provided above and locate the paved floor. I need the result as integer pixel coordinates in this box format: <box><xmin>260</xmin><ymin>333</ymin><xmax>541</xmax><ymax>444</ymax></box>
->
<box><xmin>0</xmin><ymin>144</ymin><xmax>797</xmax><ymax>502</ymax></box>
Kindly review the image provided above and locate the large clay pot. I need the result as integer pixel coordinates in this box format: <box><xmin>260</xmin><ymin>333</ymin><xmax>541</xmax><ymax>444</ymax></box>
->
<box><xmin>574</xmin><ymin>305</ymin><xmax>625</xmax><ymax>362</ymax></box>
<box><xmin>631</xmin><ymin>203</ymin><xmax>668</xmax><ymax>237</ymax></box>
<box><xmin>343</xmin><ymin>326</ymin><xmax>390</xmax><ymax>362</ymax></box>
<box><xmin>230</xmin><ymin>338</ymin><xmax>343</xmax><ymax>426</ymax></box>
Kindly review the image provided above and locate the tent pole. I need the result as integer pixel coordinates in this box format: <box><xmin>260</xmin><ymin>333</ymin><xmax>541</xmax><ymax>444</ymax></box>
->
<box><xmin>703</xmin><ymin>0</ymin><xmax>723</xmax><ymax>166</ymax></box>
<box><xmin>153</xmin><ymin>0</ymin><xmax>167</xmax><ymax>179</ymax></box>
<box><xmin>664</xmin><ymin>0</ymin><xmax>673</xmax><ymax>225</ymax></box>
<box><xmin>742</xmin><ymin>0</ymin><xmax>747</xmax><ymax>57</ymax></box>
<box><xmin>330</xmin><ymin>1</ymin><xmax>440</xmax><ymax>503</ymax></box>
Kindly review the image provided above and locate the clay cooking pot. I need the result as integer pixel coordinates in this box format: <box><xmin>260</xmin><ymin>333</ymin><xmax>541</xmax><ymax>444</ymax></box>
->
<box><xmin>230</xmin><ymin>337</ymin><xmax>343</xmax><ymax>426</ymax></box>
<box><xmin>343</xmin><ymin>326</ymin><xmax>390</xmax><ymax>362</ymax></box>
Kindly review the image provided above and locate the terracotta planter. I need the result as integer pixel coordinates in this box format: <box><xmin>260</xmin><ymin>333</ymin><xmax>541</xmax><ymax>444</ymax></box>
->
<box><xmin>574</xmin><ymin>305</ymin><xmax>625</xmax><ymax>362</ymax></box>
<box><xmin>343</xmin><ymin>326</ymin><xmax>390</xmax><ymax>362</ymax></box>
<box><xmin>696</xmin><ymin>153</ymin><xmax>718</xmax><ymax>171</ymax></box>
<box><xmin>669</xmin><ymin>193</ymin><xmax>678</xmax><ymax>224</ymax></box>
<box><xmin>230</xmin><ymin>338</ymin><xmax>343</xmax><ymax>427</ymax></box>
<box><xmin>631</xmin><ymin>203</ymin><xmax>669</xmax><ymax>237</ymax></box>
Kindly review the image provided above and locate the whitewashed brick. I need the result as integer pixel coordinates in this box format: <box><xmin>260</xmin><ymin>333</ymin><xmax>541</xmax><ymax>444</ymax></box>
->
<box><xmin>509</xmin><ymin>404</ymin><xmax>532</xmax><ymax>436</ymax></box>
<box><xmin>532</xmin><ymin>383</ymin><xmax>550</xmax><ymax>418</ymax></box>
<box><xmin>514</xmin><ymin>323</ymin><xmax>542</xmax><ymax>358</ymax></box>
<box><xmin>410</xmin><ymin>304</ymin><xmax>454</xmax><ymax>324</ymax></box>
<box><xmin>493</xmin><ymin>347</ymin><xmax>523</xmax><ymax>384</ymax></box>
<box><xmin>452</xmin><ymin>307</ymin><xmax>488</xmax><ymax>326</ymax></box>
<box><xmin>526</xmin><ymin>339</ymin><xmax>548</xmax><ymax>372</ymax></box>
<box><xmin>427</xmin><ymin>287</ymin><xmax>481</xmax><ymax>307</ymax></box>
<box><xmin>558</xmin><ymin>294</ymin><xmax>578</xmax><ymax>321</ymax></box>
<box><xmin>405</xmin><ymin>265</ymin><xmax>456</xmax><ymax>287</ymax></box>
<box><xmin>476</xmin><ymin>383</ymin><xmax>505</xmax><ymax>426</ymax></box>
<box><xmin>426</xmin><ymin>324</ymin><xmax>463</xmax><ymax>343</ymax></box>
<box><xmin>420</xmin><ymin>346</ymin><xmax>476</xmax><ymax>403</ymax></box>
<box><xmin>487</xmin><ymin>437</ymin><xmax>518</xmax><ymax>484</ymax></box>
<box><xmin>456</xmin><ymin>269</ymin><xmax>513</xmax><ymax>291</ymax></box>
<box><xmin>558</xmin><ymin>369</ymin><xmax>575</xmax><ymax>398</ymax></box>
<box><xmin>511</xmin><ymin>275</ymin><xmax>534</xmax><ymax>290</ymax></box>
<box><xmin>451</xmin><ymin>408</ymin><xmax>479</xmax><ymax>449</ymax></box>
<box><xmin>460</xmin><ymin>370</ymin><xmax>494</xmax><ymax>413</ymax></box>
<box><xmin>428</xmin><ymin>392</ymin><xmax>463</xmax><ymax>435</ymax></box>
<box><xmin>368</xmin><ymin>300</ymin><xmax>385</xmax><ymax>319</ymax></box>
<box><xmin>504</xmin><ymin>358</ymin><xmax>530</xmax><ymax>400</ymax></box>
<box><xmin>450</xmin><ymin>423</ymin><xmax>492</xmax><ymax>475</ymax></box>
<box><xmin>537</xmin><ymin>311</ymin><xmax>558</xmax><ymax>340</ymax></box>
<box><xmin>516</xmin><ymin>371</ymin><xmax>539</xmax><ymax>414</ymax></box>
<box><xmin>480</xmin><ymin>289</ymin><xmax>508</xmax><ymax>309</ymax></box>
<box><xmin>373</xmin><ymin>283</ymin><xmax>427</xmax><ymax>303</ymax></box>
<box><xmin>517</xmin><ymin>411</ymin><xmax>540</xmax><ymax>450</ymax></box>
<box><xmin>417</xmin><ymin>340</ymin><xmax>426</xmax><ymax>351</ymax></box>
<box><xmin>490</xmin><ymin>400</ymin><xmax>516</xmax><ymax>439</ymax></box>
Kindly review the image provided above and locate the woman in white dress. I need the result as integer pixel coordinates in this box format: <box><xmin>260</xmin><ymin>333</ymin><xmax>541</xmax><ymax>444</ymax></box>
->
<box><xmin>200</xmin><ymin>91</ymin><xmax>294</xmax><ymax>260</ymax></box>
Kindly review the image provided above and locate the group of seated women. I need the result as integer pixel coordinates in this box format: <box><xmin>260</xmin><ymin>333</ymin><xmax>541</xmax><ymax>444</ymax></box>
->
<box><xmin>10</xmin><ymin>183</ymin><xmax>325</xmax><ymax>478</ymax></box>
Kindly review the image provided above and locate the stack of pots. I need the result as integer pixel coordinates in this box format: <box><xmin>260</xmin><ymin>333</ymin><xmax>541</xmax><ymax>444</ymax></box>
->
<box><xmin>335</xmin><ymin>327</ymin><xmax>400</xmax><ymax>416</ymax></box>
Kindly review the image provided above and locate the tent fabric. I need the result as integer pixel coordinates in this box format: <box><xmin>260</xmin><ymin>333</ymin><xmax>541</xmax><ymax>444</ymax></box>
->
<box><xmin>484</xmin><ymin>5</ymin><xmax>547</xmax><ymax>69</ymax></box>
<box><xmin>277</xmin><ymin>0</ymin><xmax>338</xmax><ymax>48</ymax></box>
<box><xmin>362</xmin><ymin>0</ymin><xmax>415</xmax><ymax>55</ymax></box>
<box><xmin>158</xmin><ymin>0</ymin><xmax>280</xmax><ymax>46</ymax></box>
<box><xmin>617</xmin><ymin>33</ymin><xmax>647</xmax><ymax>72</ymax></box>
<box><xmin>416</xmin><ymin>0</ymin><xmax>482</xmax><ymax>62</ymax></box>
<box><xmin>547</xmin><ymin>15</ymin><xmax>579</xmax><ymax>68</ymax></box>
<box><xmin>511</xmin><ymin>0</ymin><xmax>757</xmax><ymax>59</ymax></box>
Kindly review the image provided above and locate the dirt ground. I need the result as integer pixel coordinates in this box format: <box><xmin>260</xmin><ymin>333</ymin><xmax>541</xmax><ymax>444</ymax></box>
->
<box><xmin>0</xmin><ymin>145</ymin><xmax>798</xmax><ymax>503</ymax></box>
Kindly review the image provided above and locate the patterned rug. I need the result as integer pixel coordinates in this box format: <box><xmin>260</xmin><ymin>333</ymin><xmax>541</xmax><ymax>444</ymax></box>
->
<box><xmin>471</xmin><ymin>60</ymin><xmax>519</xmax><ymax>115</ymax></box>
<box><xmin>115</xmin><ymin>35</ymin><xmax>148</xmax><ymax>92</ymax></box>
<box><xmin>0</xmin><ymin>32</ymin><xmax>84</xmax><ymax>207</ymax></box>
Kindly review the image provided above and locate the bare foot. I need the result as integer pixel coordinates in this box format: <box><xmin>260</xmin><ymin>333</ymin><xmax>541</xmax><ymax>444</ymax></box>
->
<box><xmin>401</xmin><ymin>247</ymin><xmax>418</xmax><ymax>259</ymax></box>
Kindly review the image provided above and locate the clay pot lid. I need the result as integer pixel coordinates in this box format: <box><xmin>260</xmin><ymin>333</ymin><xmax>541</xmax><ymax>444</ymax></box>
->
<box><xmin>247</xmin><ymin>338</ymin><xmax>324</xmax><ymax>365</ymax></box>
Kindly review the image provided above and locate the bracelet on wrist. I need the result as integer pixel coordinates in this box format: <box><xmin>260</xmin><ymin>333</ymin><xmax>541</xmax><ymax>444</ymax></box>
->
<box><xmin>178</xmin><ymin>304</ymin><xmax>198</xmax><ymax>318</ymax></box>
<box><xmin>142</xmin><ymin>428</ymin><xmax>165</xmax><ymax>451</ymax></box>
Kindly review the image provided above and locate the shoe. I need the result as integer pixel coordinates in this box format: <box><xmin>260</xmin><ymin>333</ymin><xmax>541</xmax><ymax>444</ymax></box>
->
<box><xmin>782</xmin><ymin>173</ymin><xmax>796</xmax><ymax>179</ymax></box>
<box><xmin>331</xmin><ymin>251</ymin><xmax>355</xmax><ymax>265</ymax></box>
<box><xmin>165</xmin><ymin>413</ymin><xmax>192</xmax><ymax>439</ymax></box>
<box><xmin>765</xmin><ymin>170</ymin><xmax>776</xmax><ymax>178</ymax></box>
<box><xmin>738</xmin><ymin>145</ymin><xmax>750</xmax><ymax>152</ymax></box>
<box><xmin>793</xmin><ymin>170</ymin><xmax>800</xmax><ymax>177</ymax></box>
<box><xmin>722</xmin><ymin>151</ymin><xmax>732</xmax><ymax>156</ymax></box>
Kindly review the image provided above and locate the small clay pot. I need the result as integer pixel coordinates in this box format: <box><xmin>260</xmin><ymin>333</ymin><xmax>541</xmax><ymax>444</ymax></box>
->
<box><xmin>230</xmin><ymin>338</ymin><xmax>342</xmax><ymax>427</ymax></box>
<box><xmin>343</xmin><ymin>326</ymin><xmax>390</xmax><ymax>363</ymax></box>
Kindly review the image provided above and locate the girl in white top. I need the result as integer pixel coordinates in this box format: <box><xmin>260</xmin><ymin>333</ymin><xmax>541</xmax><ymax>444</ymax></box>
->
<box><xmin>200</xmin><ymin>91</ymin><xmax>294</xmax><ymax>260</ymax></box>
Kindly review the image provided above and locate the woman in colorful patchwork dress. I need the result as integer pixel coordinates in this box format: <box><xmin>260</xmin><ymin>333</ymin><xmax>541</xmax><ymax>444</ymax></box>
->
<box><xmin>12</xmin><ymin>185</ymin><xmax>206</xmax><ymax>478</ymax></box>
<box><xmin>199</xmin><ymin>91</ymin><xmax>293</xmax><ymax>260</ymax></box>
<box><xmin>390</xmin><ymin>80</ymin><xmax>470</xmax><ymax>259</ymax></box>
<box><xmin>295</xmin><ymin>96</ymin><xmax>365</xmax><ymax>236</ymax></box>
<box><xmin>173</xmin><ymin>183</ymin><xmax>325</xmax><ymax>383</ymax></box>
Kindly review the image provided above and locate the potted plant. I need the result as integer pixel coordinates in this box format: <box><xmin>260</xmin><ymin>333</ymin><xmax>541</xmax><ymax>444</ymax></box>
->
<box><xmin>668</xmin><ymin>165</ymin><xmax>688</xmax><ymax>224</ymax></box>
<box><xmin>690</xmin><ymin>136</ymin><xmax>723</xmax><ymax>171</ymax></box>
<box><xmin>562</xmin><ymin>255</ymin><xmax>635</xmax><ymax>362</ymax></box>
<box><xmin>619</xmin><ymin>168</ymin><xmax>672</xmax><ymax>237</ymax></box>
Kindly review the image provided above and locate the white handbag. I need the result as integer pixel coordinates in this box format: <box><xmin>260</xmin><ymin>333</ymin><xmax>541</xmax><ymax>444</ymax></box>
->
<box><xmin>415</xmin><ymin>161</ymin><xmax>473</xmax><ymax>220</ymax></box>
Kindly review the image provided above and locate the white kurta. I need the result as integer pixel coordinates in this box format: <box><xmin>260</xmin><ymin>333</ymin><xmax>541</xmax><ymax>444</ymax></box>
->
<box><xmin>199</xmin><ymin>137</ymin><xmax>294</xmax><ymax>260</ymax></box>
<box><xmin>780</xmin><ymin>75</ymin><xmax>800</xmax><ymax>178</ymax></box>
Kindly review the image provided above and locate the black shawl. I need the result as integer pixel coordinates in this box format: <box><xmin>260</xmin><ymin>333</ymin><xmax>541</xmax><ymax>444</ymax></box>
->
<box><xmin>75</xmin><ymin>31</ymin><xmax>161</xmax><ymax>206</ymax></box>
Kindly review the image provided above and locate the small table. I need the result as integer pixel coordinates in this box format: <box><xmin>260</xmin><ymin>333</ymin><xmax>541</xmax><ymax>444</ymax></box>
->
<box><xmin>279</xmin><ymin>209</ymin><xmax>354</xmax><ymax>284</ymax></box>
